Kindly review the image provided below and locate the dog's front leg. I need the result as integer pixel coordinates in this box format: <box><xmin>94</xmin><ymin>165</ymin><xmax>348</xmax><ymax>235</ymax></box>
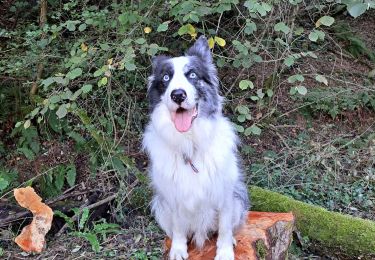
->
<box><xmin>169</xmin><ymin>215</ymin><xmax>188</xmax><ymax>260</ymax></box>
<box><xmin>215</xmin><ymin>208</ymin><xmax>235</xmax><ymax>260</ymax></box>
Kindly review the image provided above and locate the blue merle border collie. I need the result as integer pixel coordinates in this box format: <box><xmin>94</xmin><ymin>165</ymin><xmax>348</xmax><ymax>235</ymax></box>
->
<box><xmin>143</xmin><ymin>36</ymin><xmax>249</xmax><ymax>260</ymax></box>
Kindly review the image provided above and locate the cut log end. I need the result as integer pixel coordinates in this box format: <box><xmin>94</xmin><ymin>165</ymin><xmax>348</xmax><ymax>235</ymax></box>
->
<box><xmin>164</xmin><ymin>211</ymin><xmax>295</xmax><ymax>260</ymax></box>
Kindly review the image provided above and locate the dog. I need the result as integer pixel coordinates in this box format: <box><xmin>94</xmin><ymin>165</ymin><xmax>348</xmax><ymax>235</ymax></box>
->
<box><xmin>143</xmin><ymin>35</ymin><xmax>249</xmax><ymax>260</ymax></box>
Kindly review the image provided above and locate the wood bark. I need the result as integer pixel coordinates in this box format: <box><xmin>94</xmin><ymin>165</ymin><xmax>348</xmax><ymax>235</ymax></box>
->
<box><xmin>164</xmin><ymin>211</ymin><xmax>295</xmax><ymax>260</ymax></box>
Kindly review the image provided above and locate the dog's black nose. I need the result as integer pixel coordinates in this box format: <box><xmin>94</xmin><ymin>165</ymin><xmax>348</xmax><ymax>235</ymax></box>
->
<box><xmin>171</xmin><ymin>89</ymin><xmax>187</xmax><ymax>104</ymax></box>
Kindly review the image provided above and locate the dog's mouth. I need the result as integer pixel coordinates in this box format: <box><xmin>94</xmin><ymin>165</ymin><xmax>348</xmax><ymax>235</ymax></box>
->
<box><xmin>171</xmin><ymin>106</ymin><xmax>198</xmax><ymax>132</ymax></box>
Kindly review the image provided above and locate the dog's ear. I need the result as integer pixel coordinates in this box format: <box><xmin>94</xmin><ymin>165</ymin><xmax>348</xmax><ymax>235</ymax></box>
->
<box><xmin>151</xmin><ymin>55</ymin><xmax>169</xmax><ymax>72</ymax></box>
<box><xmin>186</xmin><ymin>35</ymin><xmax>212</xmax><ymax>62</ymax></box>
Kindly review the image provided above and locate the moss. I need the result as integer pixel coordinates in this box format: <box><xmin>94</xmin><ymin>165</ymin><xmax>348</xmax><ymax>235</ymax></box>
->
<box><xmin>255</xmin><ymin>240</ymin><xmax>267</xmax><ymax>260</ymax></box>
<box><xmin>250</xmin><ymin>186</ymin><xmax>375</xmax><ymax>258</ymax></box>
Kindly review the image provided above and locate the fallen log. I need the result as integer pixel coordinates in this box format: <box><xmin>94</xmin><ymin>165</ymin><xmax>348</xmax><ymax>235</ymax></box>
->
<box><xmin>164</xmin><ymin>211</ymin><xmax>295</xmax><ymax>259</ymax></box>
<box><xmin>250</xmin><ymin>186</ymin><xmax>375</xmax><ymax>258</ymax></box>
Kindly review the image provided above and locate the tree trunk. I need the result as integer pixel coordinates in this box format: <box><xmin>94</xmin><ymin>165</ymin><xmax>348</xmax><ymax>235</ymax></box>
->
<box><xmin>30</xmin><ymin>0</ymin><xmax>47</xmax><ymax>97</ymax></box>
<box><xmin>164</xmin><ymin>211</ymin><xmax>295</xmax><ymax>260</ymax></box>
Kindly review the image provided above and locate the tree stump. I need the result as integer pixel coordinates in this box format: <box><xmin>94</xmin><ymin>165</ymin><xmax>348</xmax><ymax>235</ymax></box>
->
<box><xmin>164</xmin><ymin>211</ymin><xmax>295</xmax><ymax>260</ymax></box>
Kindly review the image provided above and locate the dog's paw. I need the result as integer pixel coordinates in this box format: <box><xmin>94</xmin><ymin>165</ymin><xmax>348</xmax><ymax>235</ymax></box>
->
<box><xmin>169</xmin><ymin>244</ymin><xmax>188</xmax><ymax>260</ymax></box>
<box><xmin>214</xmin><ymin>246</ymin><xmax>235</xmax><ymax>260</ymax></box>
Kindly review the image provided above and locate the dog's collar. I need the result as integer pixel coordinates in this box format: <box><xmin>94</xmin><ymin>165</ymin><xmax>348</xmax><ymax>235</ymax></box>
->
<box><xmin>183</xmin><ymin>154</ymin><xmax>199</xmax><ymax>173</ymax></box>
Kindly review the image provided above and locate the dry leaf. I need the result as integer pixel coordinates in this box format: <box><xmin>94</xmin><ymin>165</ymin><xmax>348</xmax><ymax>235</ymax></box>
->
<box><xmin>80</xmin><ymin>42</ymin><xmax>88</xmax><ymax>52</ymax></box>
<box><xmin>144</xmin><ymin>27</ymin><xmax>152</xmax><ymax>34</ymax></box>
<box><xmin>214</xmin><ymin>36</ymin><xmax>226</xmax><ymax>47</ymax></box>
<box><xmin>14</xmin><ymin>187</ymin><xmax>53</xmax><ymax>253</ymax></box>
<box><xmin>208</xmin><ymin>37</ymin><xmax>215</xmax><ymax>49</ymax></box>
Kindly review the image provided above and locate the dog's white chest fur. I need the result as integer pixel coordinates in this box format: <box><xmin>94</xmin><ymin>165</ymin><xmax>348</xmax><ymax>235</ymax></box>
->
<box><xmin>144</xmin><ymin>105</ymin><xmax>238</xmax><ymax>209</ymax></box>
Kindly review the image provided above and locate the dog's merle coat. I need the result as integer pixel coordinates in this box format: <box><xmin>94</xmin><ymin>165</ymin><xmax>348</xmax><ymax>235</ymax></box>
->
<box><xmin>143</xmin><ymin>36</ymin><xmax>249</xmax><ymax>260</ymax></box>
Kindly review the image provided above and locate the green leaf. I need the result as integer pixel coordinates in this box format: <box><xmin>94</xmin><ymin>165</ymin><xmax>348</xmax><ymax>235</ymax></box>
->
<box><xmin>0</xmin><ymin>177</ymin><xmax>9</xmax><ymax>191</ymax></box>
<box><xmin>315</xmin><ymin>75</ymin><xmax>328</xmax><ymax>85</ymax></box>
<box><xmin>266</xmin><ymin>89</ymin><xmax>273</xmax><ymax>97</ymax></box>
<box><xmin>66</xmin><ymin>164</ymin><xmax>76</xmax><ymax>187</ymax></box>
<box><xmin>296</xmin><ymin>85</ymin><xmax>307</xmax><ymax>95</ymax></box>
<box><xmin>190</xmin><ymin>13</ymin><xmax>199</xmax><ymax>23</ymax></box>
<box><xmin>112</xmin><ymin>157</ymin><xmax>126</xmax><ymax>175</ymax></box>
<box><xmin>294</xmin><ymin>27</ymin><xmax>304</xmax><ymax>35</ymax></box>
<box><xmin>157</xmin><ymin>22</ymin><xmax>169</xmax><ymax>32</ymax></box>
<box><xmin>237</xmin><ymin>114</ymin><xmax>246</xmax><ymax>123</ymax></box>
<box><xmin>93</xmin><ymin>68</ymin><xmax>105</xmax><ymax>77</ymax></box>
<box><xmin>98</xmin><ymin>77</ymin><xmax>108</xmax><ymax>87</ymax></box>
<box><xmin>56</xmin><ymin>104</ymin><xmax>68</xmax><ymax>119</ymax></box>
<box><xmin>99</xmin><ymin>43</ymin><xmax>110</xmax><ymax>51</ymax></box>
<box><xmin>17</xmin><ymin>147</ymin><xmax>35</xmax><ymax>160</ymax></box>
<box><xmin>135</xmin><ymin>38</ymin><xmax>146</xmax><ymax>44</ymax></box>
<box><xmin>288</xmin><ymin>74</ymin><xmax>305</xmax><ymax>83</ymax></box>
<box><xmin>124</xmin><ymin>62</ymin><xmax>137</xmax><ymax>71</ymax></box>
<box><xmin>82</xmin><ymin>233</ymin><xmax>100</xmax><ymax>252</ymax></box>
<box><xmin>24</xmin><ymin>120</ymin><xmax>31</xmax><ymax>129</ymax></box>
<box><xmin>244</xmin><ymin>21</ymin><xmax>257</xmax><ymax>34</ymax></box>
<box><xmin>309</xmin><ymin>31</ymin><xmax>319</xmax><ymax>42</ymax></box>
<box><xmin>234</xmin><ymin>124</ymin><xmax>244</xmax><ymax>133</ymax></box>
<box><xmin>54</xmin><ymin>168</ymin><xmax>65</xmax><ymax>190</ymax></box>
<box><xmin>237</xmin><ymin>105</ymin><xmax>249</xmax><ymax>115</ymax></box>
<box><xmin>289</xmin><ymin>87</ymin><xmax>297</xmax><ymax>95</ymax></box>
<box><xmin>30</xmin><ymin>107</ymin><xmax>40</xmax><ymax>118</ymax></box>
<box><xmin>49</xmin><ymin>95</ymin><xmax>61</xmax><ymax>104</ymax></box>
<box><xmin>79</xmin><ymin>208</ymin><xmax>89</xmax><ymax>229</ymax></box>
<box><xmin>262</xmin><ymin>2</ymin><xmax>272</xmax><ymax>12</ymax></box>
<box><xmin>239</xmin><ymin>80</ymin><xmax>254</xmax><ymax>90</ymax></box>
<box><xmin>42</xmin><ymin>77</ymin><xmax>55</xmax><ymax>88</ymax></box>
<box><xmin>147</xmin><ymin>43</ymin><xmax>159</xmax><ymax>56</ymax></box>
<box><xmin>256</xmin><ymin>89</ymin><xmax>265</xmax><ymax>99</ymax></box>
<box><xmin>15</xmin><ymin>122</ymin><xmax>22</xmax><ymax>128</ymax></box>
<box><xmin>66</xmin><ymin>68</ymin><xmax>82</xmax><ymax>80</ymax></box>
<box><xmin>315</xmin><ymin>30</ymin><xmax>325</xmax><ymax>40</ymax></box>
<box><xmin>284</xmin><ymin>56</ymin><xmax>295</xmax><ymax>67</ymax></box>
<box><xmin>274</xmin><ymin>22</ymin><xmax>290</xmax><ymax>34</ymax></box>
<box><xmin>244</xmin><ymin>125</ymin><xmax>262</xmax><ymax>136</ymax></box>
<box><xmin>316</xmin><ymin>16</ymin><xmax>335</xmax><ymax>27</ymax></box>
<box><xmin>78</xmin><ymin>23</ymin><xmax>87</xmax><ymax>32</ymax></box>
<box><xmin>348</xmin><ymin>3</ymin><xmax>368</xmax><ymax>18</ymax></box>
<box><xmin>68</xmin><ymin>131</ymin><xmax>85</xmax><ymax>144</ymax></box>
<box><xmin>81</xmin><ymin>84</ymin><xmax>92</xmax><ymax>94</ymax></box>
<box><xmin>66</xmin><ymin>22</ymin><xmax>76</xmax><ymax>31</ymax></box>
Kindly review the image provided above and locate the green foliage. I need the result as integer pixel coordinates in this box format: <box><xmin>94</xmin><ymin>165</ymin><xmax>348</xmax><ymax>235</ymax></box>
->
<box><xmin>0</xmin><ymin>168</ymin><xmax>18</xmax><ymax>196</ymax></box>
<box><xmin>334</xmin><ymin>22</ymin><xmax>375</xmax><ymax>62</ymax></box>
<box><xmin>55</xmin><ymin>208</ymin><xmax>120</xmax><ymax>253</ymax></box>
<box><xmin>249</xmin><ymin>131</ymin><xmax>375</xmax><ymax>213</ymax></box>
<box><xmin>341</xmin><ymin>0</ymin><xmax>375</xmax><ymax>18</ymax></box>
<box><xmin>300</xmin><ymin>87</ymin><xmax>375</xmax><ymax>119</ymax></box>
<box><xmin>39</xmin><ymin>164</ymin><xmax>77</xmax><ymax>198</ymax></box>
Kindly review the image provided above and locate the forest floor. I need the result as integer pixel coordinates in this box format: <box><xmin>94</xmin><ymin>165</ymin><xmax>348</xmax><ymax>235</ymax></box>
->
<box><xmin>1</xmin><ymin>10</ymin><xmax>375</xmax><ymax>260</ymax></box>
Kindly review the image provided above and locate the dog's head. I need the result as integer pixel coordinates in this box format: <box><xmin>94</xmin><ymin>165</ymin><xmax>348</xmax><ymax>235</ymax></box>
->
<box><xmin>148</xmin><ymin>36</ymin><xmax>221</xmax><ymax>133</ymax></box>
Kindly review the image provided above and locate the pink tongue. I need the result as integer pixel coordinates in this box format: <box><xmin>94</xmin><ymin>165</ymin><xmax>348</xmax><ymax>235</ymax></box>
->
<box><xmin>173</xmin><ymin>109</ymin><xmax>195</xmax><ymax>132</ymax></box>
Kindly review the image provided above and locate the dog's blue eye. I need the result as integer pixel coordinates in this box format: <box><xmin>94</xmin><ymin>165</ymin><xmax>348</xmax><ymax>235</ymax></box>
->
<box><xmin>189</xmin><ymin>72</ymin><xmax>197</xmax><ymax>79</ymax></box>
<box><xmin>163</xmin><ymin>74</ymin><xmax>170</xmax><ymax>81</ymax></box>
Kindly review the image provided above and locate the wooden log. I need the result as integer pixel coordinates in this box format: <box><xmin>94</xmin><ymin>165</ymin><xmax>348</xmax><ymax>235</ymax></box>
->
<box><xmin>164</xmin><ymin>211</ymin><xmax>295</xmax><ymax>260</ymax></box>
<box><xmin>250</xmin><ymin>186</ymin><xmax>375</xmax><ymax>258</ymax></box>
